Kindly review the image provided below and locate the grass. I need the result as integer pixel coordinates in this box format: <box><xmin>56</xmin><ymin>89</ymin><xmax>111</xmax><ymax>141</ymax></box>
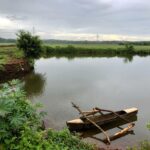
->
<box><xmin>0</xmin><ymin>45</ymin><xmax>24</xmax><ymax>65</ymax></box>
<box><xmin>128</xmin><ymin>140</ymin><xmax>150</xmax><ymax>150</ymax></box>
<box><xmin>42</xmin><ymin>43</ymin><xmax>150</xmax><ymax>58</ymax></box>
<box><xmin>1</xmin><ymin>43</ymin><xmax>150</xmax><ymax>68</ymax></box>
<box><xmin>44</xmin><ymin>43</ymin><xmax>150</xmax><ymax>51</ymax></box>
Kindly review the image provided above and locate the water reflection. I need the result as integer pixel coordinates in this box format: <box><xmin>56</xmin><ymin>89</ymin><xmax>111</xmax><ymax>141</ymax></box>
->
<box><xmin>42</xmin><ymin>54</ymin><xmax>135</xmax><ymax>63</ymax></box>
<box><xmin>23</xmin><ymin>71</ymin><xmax>46</xmax><ymax>98</ymax></box>
<box><xmin>123</xmin><ymin>55</ymin><xmax>133</xmax><ymax>63</ymax></box>
<box><xmin>81</xmin><ymin>115</ymin><xmax>137</xmax><ymax>144</ymax></box>
<box><xmin>23</xmin><ymin>56</ymin><xmax>150</xmax><ymax>149</ymax></box>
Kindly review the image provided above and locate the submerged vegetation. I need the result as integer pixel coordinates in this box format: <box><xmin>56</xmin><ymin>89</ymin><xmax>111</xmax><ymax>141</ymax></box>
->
<box><xmin>0</xmin><ymin>80</ymin><xmax>94</xmax><ymax>150</ymax></box>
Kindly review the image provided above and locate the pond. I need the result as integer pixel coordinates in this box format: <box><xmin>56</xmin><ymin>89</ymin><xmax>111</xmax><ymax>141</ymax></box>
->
<box><xmin>23</xmin><ymin>56</ymin><xmax>150</xmax><ymax>149</ymax></box>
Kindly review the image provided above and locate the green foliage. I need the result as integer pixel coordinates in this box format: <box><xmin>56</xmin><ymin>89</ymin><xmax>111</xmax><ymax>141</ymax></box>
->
<box><xmin>147</xmin><ymin>123</ymin><xmax>150</xmax><ymax>130</ymax></box>
<box><xmin>7</xmin><ymin>127</ymin><xmax>93</xmax><ymax>150</ymax></box>
<box><xmin>127</xmin><ymin>124</ymin><xmax>150</xmax><ymax>150</ymax></box>
<box><xmin>0</xmin><ymin>80</ymin><xmax>43</xmax><ymax>148</ymax></box>
<box><xmin>127</xmin><ymin>140</ymin><xmax>150</xmax><ymax>150</ymax></box>
<box><xmin>125</xmin><ymin>44</ymin><xmax>134</xmax><ymax>53</ymax></box>
<box><xmin>0</xmin><ymin>64</ymin><xmax>5</xmax><ymax>71</ymax></box>
<box><xmin>0</xmin><ymin>46</ymin><xmax>24</xmax><ymax>72</ymax></box>
<box><xmin>16</xmin><ymin>30</ymin><xmax>42</xmax><ymax>58</ymax></box>
<box><xmin>46</xmin><ymin>128</ymin><xmax>94</xmax><ymax>150</ymax></box>
<box><xmin>42</xmin><ymin>44</ymin><xmax>138</xmax><ymax>57</ymax></box>
<box><xmin>0</xmin><ymin>80</ymin><xmax>94</xmax><ymax>150</ymax></box>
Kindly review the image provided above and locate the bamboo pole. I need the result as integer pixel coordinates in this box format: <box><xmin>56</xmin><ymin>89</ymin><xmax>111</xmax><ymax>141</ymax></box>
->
<box><xmin>80</xmin><ymin>109</ymin><xmax>100</xmax><ymax>116</ymax></box>
<box><xmin>103</xmin><ymin>123</ymin><xmax>135</xmax><ymax>143</ymax></box>
<box><xmin>72</xmin><ymin>102</ymin><xmax>111</xmax><ymax>144</ymax></box>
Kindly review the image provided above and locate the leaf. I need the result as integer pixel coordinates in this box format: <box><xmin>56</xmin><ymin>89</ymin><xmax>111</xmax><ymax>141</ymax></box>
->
<box><xmin>10</xmin><ymin>114</ymin><xmax>27</xmax><ymax>128</ymax></box>
<box><xmin>0</xmin><ymin>99</ymin><xmax>12</xmax><ymax>117</ymax></box>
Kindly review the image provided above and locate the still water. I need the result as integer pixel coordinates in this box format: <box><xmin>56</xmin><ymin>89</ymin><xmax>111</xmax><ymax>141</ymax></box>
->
<box><xmin>23</xmin><ymin>56</ymin><xmax>150</xmax><ymax>149</ymax></box>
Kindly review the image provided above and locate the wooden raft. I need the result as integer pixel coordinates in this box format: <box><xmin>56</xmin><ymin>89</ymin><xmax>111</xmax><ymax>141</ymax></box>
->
<box><xmin>71</xmin><ymin>102</ymin><xmax>135</xmax><ymax>144</ymax></box>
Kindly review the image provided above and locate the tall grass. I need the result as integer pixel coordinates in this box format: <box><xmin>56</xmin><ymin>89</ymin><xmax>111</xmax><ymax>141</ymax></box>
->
<box><xmin>42</xmin><ymin>44</ymin><xmax>150</xmax><ymax>57</ymax></box>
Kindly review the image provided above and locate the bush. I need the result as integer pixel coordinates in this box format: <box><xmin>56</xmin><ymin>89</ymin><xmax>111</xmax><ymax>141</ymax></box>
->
<box><xmin>0</xmin><ymin>80</ymin><xmax>94</xmax><ymax>150</ymax></box>
<box><xmin>0</xmin><ymin>80</ymin><xmax>43</xmax><ymax>148</ymax></box>
<box><xmin>16</xmin><ymin>30</ymin><xmax>42</xmax><ymax>58</ymax></box>
<box><xmin>125</xmin><ymin>44</ymin><xmax>134</xmax><ymax>53</ymax></box>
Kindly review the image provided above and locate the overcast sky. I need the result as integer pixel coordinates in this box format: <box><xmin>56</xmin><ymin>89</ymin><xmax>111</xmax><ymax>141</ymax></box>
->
<box><xmin>0</xmin><ymin>0</ymin><xmax>150</xmax><ymax>40</ymax></box>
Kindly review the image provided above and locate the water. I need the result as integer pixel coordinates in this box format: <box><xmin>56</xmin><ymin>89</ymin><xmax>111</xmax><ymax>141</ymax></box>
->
<box><xmin>23</xmin><ymin>56</ymin><xmax>150</xmax><ymax>149</ymax></box>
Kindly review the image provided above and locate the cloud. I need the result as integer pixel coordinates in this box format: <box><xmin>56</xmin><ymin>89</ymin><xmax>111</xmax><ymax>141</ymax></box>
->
<box><xmin>0</xmin><ymin>0</ymin><xmax>150</xmax><ymax>40</ymax></box>
<box><xmin>6</xmin><ymin>15</ymin><xmax>27</xmax><ymax>21</ymax></box>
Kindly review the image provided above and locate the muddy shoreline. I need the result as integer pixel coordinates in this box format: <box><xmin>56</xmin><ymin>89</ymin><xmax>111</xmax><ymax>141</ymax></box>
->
<box><xmin>0</xmin><ymin>59</ymin><xmax>33</xmax><ymax>82</ymax></box>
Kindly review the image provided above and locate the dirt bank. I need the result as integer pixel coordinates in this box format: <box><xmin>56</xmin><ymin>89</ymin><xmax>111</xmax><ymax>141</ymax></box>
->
<box><xmin>0</xmin><ymin>59</ymin><xmax>33</xmax><ymax>82</ymax></box>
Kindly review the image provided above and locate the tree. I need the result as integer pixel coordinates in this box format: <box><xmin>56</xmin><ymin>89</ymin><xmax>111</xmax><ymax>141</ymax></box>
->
<box><xmin>125</xmin><ymin>43</ymin><xmax>134</xmax><ymax>53</ymax></box>
<box><xmin>16</xmin><ymin>30</ymin><xmax>42</xmax><ymax>58</ymax></box>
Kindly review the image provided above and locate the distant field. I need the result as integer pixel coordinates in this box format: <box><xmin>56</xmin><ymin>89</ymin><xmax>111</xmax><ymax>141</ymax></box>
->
<box><xmin>0</xmin><ymin>43</ymin><xmax>15</xmax><ymax>46</ymax></box>
<box><xmin>1</xmin><ymin>42</ymin><xmax>150</xmax><ymax>51</ymax></box>
<box><xmin>44</xmin><ymin>43</ymin><xmax>150</xmax><ymax>51</ymax></box>
<box><xmin>1</xmin><ymin>43</ymin><xmax>150</xmax><ymax>66</ymax></box>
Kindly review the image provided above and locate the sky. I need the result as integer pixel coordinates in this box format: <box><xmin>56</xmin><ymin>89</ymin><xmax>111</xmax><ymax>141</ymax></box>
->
<box><xmin>0</xmin><ymin>0</ymin><xmax>150</xmax><ymax>41</ymax></box>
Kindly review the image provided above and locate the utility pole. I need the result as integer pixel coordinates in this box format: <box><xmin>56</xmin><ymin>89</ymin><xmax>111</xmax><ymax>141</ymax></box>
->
<box><xmin>32</xmin><ymin>26</ymin><xmax>35</xmax><ymax>35</ymax></box>
<box><xmin>96</xmin><ymin>33</ymin><xmax>99</xmax><ymax>42</ymax></box>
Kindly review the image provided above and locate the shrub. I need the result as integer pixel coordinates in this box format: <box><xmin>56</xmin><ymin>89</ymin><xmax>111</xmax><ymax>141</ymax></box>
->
<box><xmin>16</xmin><ymin>30</ymin><xmax>42</xmax><ymax>58</ymax></box>
<box><xmin>0</xmin><ymin>80</ymin><xmax>94</xmax><ymax>150</ymax></box>
<box><xmin>0</xmin><ymin>80</ymin><xmax>43</xmax><ymax>147</ymax></box>
<box><xmin>125</xmin><ymin>44</ymin><xmax>134</xmax><ymax>53</ymax></box>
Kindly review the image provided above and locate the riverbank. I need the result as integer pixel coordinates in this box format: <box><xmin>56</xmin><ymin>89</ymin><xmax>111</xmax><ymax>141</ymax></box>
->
<box><xmin>42</xmin><ymin>44</ymin><xmax>150</xmax><ymax>56</ymax></box>
<box><xmin>0</xmin><ymin>44</ymin><xmax>150</xmax><ymax>149</ymax></box>
<box><xmin>0</xmin><ymin>45</ymin><xmax>33</xmax><ymax>81</ymax></box>
<box><xmin>1</xmin><ymin>43</ymin><xmax>150</xmax><ymax>81</ymax></box>
<box><xmin>0</xmin><ymin>80</ymin><xmax>95</xmax><ymax>150</ymax></box>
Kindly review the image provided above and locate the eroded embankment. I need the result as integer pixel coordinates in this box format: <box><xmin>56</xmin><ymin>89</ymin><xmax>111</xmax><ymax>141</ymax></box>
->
<box><xmin>0</xmin><ymin>59</ymin><xmax>33</xmax><ymax>81</ymax></box>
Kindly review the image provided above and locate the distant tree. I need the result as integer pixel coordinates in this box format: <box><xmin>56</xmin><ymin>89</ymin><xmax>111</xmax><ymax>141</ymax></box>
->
<box><xmin>16</xmin><ymin>30</ymin><xmax>42</xmax><ymax>58</ymax></box>
<box><xmin>125</xmin><ymin>43</ymin><xmax>134</xmax><ymax>53</ymax></box>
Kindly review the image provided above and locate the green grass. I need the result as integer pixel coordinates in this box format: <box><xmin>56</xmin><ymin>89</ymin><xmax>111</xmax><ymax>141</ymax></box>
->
<box><xmin>128</xmin><ymin>140</ymin><xmax>150</xmax><ymax>150</ymax></box>
<box><xmin>44</xmin><ymin>43</ymin><xmax>150</xmax><ymax>51</ymax></box>
<box><xmin>45</xmin><ymin>43</ymin><xmax>122</xmax><ymax>49</ymax></box>
<box><xmin>0</xmin><ymin>43</ymin><xmax>15</xmax><ymax>46</ymax></box>
<box><xmin>1</xmin><ymin>43</ymin><xmax>150</xmax><ymax>67</ymax></box>
<box><xmin>42</xmin><ymin>43</ymin><xmax>150</xmax><ymax>58</ymax></box>
<box><xmin>0</xmin><ymin>45</ymin><xmax>24</xmax><ymax>65</ymax></box>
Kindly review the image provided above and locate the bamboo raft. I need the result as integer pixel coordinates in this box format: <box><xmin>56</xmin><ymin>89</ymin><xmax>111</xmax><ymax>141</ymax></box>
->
<box><xmin>66</xmin><ymin>103</ymin><xmax>138</xmax><ymax>144</ymax></box>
